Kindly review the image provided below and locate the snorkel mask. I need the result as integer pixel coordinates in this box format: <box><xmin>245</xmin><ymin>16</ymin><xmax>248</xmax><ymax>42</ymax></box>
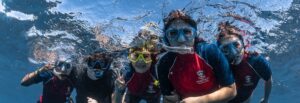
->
<box><xmin>217</xmin><ymin>22</ymin><xmax>245</xmax><ymax>65</ymax></box>
<box><xmin>162</xmin><ymin>10</ymin><xmax>197</xmax><ymax>54</ymax></box>
<box><xmin>159</xmin><ymin>43</ymin><xmax>194</xmax><ymax>54</ymax></box>
<box><xmin>128</xmin><ymin>50</ymin><xmax>152</xmax><ymax>63</ymax></box>
<box><xmin>86</xmin><ymin>54</ymin><xmax>111</xmax><ymax>80</ymax></box>
<box><xmin>53</xmin><ymin>60</ymin><xmax>73</xmax><ymax>80</ymax></box>
<box><xmin>128</xmin><ymin>47</ymin><xmax>152</xmax><ymax>73</ymax></box>
<box><xmin>219</xmin><ymin>37</ymin><xmax>244</xmax><ymax>65</ymax></box>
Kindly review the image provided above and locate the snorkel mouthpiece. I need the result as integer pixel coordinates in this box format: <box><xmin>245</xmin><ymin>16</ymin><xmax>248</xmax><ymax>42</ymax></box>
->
<box><xmin>94</xmin><ymin>70</ymin><xmax>104</xmax><ymax>78</ymax></box>
<box><xmin>159</xmin><ymin>43</ymin><xmax>194</xmax><ymax>54</ymax></box>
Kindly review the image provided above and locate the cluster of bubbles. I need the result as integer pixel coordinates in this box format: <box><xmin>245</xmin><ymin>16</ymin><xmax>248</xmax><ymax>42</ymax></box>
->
<box><xmin>26</xmin><ymin>0</ymin><xmax>295</xmax><ymax>69</ymax></box>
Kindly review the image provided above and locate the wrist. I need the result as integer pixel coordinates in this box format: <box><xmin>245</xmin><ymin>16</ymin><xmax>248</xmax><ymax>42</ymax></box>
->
<box><xmin>39</xmin><ymin>66</ymin><xmax>48</xmax><ymax>72</ymax></box>
<box><xmin>34</xmin><ymin>70</ymin><xmax>39</xmax><ymax>75</ymax></box>
<box><xmin>197</xmin><ymin>95</ymin><xmax>208</xmax><ymax>103</ymax></box>
<box><xmin>116</xmin><ymin>87</ymin><xmax>125</xmax><ymax>93</ymax></box>
<box><xmin>263</xmin><ymin>97</ymin><xmax>269</xmax><ymax>100</ymax></box>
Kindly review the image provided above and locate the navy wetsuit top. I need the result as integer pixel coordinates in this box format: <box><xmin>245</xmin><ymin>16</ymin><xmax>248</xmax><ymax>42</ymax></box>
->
<box><xmin>34</xmin><ymin>70</ymin><xmax>74</xmax><ymax>103</ymax></box>
<box><xmin>75</xmin><ymin>68</ymin><xmax>116</xmax><ymax>103</ymax></box>
<box><xmin>229</xmin><ymin>53</ymin><xmax>272</xmax><ymax>103</ymax></box>
<box><xmin>156</xmin><ymin>42</ymin><xmax>234</xmax><ymax>99</ymax></box>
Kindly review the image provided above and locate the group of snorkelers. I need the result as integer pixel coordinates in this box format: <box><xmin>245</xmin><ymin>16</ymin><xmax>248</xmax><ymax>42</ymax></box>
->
<box><xmin>21</xmin><ymin>10</ymin><xmax>272</xmax><ymax>103</ymax></box>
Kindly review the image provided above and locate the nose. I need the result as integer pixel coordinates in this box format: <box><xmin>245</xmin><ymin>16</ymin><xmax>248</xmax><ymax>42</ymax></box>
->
<box><xmin>227</xmin><ymin>45</ymin><xmax>239</xmax><ymax>61</ymax></box>
<box><xmin>228</xmin><ymin>45</ymin><xmax>238</xmax><ymax>55</ymax></box>
<box><xmin>94</xmin><ymin>62</ymin><xmax>102</xmax><ymax>69</ymax></box>
<box><xmin>177</xmin><ymin>33</ymin><xmax>186</xmax><ymax>43</ymax></box>
<box><xmin>61</xmin><ymin>66</ymin><xmax>66</xmax><ymax>72</ymax></box>
<box><xmin>136</xmin><ymin>58</ymin><xmax>144</xmax><ymax>63</ymax></box>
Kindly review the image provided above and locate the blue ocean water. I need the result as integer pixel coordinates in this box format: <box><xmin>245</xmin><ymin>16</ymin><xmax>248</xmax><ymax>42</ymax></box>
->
<box><xmin>0</xmin><ymin>0</ymin><xmax>299</xmax><ymax>102</ymax></box>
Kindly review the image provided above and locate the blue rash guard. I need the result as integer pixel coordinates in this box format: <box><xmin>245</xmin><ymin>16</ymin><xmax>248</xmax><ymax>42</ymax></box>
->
<box><xmin>33</xmin><ymin>70</ymin><xmax>74</xmax><ymax>103</ymax></box>
<box><xmin>228</xmin><ymin>52</ymin><xmax>272</xmax><ymax>103</ymax></box>
<box><xmin>156</xmin><ymin>42</ymin><xmax>234</xmax><ymax>99</ymax></box>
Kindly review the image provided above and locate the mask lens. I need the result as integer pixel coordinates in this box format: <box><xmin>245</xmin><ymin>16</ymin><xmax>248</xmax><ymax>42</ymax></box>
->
<box><xmin>168</xmin><ymin>30</ymin><xmax>178</xmax><ymax>37</ymax></box>
<box><xmin>220</xmin><ymin>40</ymin><xmax>243</xmax><ymax>61</ymax></box>
<box><xmin>88</xmin><ymin>60</ymin><xmax>107</xmax><ymax>69</ymax></box>
<box><xmin>166</xmin><ymin>29</ymin><xmax>179</xmax><ymax>41</ymax></box>
<box><xmin>55</xmin><ymin>61</ymin><xmax>71</xmax><ymax>72</ymax></box>
<box><xmin>64</xmin><ymin>63</ymin><xmax>71</xmax><ymax>70</ymax></box>
<box><xmin>221</xmin><ymin>46</ymin><xmax>230</xmax><ymax>55</ymax></box>
<box><xmin>129</xmin><ymin>53</ymin><xmax>139</xmax><ymax>62</ymax></box>
<box><xmin>167</xmin><ymin>28</ymin><xmax>195</xmax><ymax>40</ymax></box>
<box><xmin>142</xmin><ymin>53</ymin><xmax>152</xmax><ymax>63</ymax></box>
<box><xmin>129</xmin><ymin>52</ymin><xmax>152</xmax><ymax>63</ymax></box>
<box><xmin>54</xmin><ymin>67</ymin><xmax>62</xmax><ymax>72</ymax></box>
<box><xmin>183</xmin><ymin>28</ymin><xmax>193</xmax><ymax>36</ymax></box>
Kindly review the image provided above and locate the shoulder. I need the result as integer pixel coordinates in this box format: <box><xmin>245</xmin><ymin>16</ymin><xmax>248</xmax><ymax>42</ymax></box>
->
<box><xmin>195</xmin><ymin>42</ymin><xmax>221</xmax><ymax>56</ymax></box>
<box><xmin>31</xmin><ymin>70</ymin><xmax>53</xmax><ymax>83</ymax></box>
<box><xmin>107</xmin><ymin>69</ymin><xmax>117</xmax><ymax>79</ymax></box>
<box><xmin>247</xmin><ymin>52</ymin><xmax>269</xmax><ymax>66</ymax></box>
<box><xmin>195</xmin><ymin>42</ymin><xmax>224</xmax><ymax>63</ymax></box>
<box><xmin>39</xmin><ymin>70</ymin><xmax>54</xmax><ymax>79</ymax></box>
<box><xmin>247</xmin><ymin>52</ymin><xmax>272</xmax><ymax>80</ymax></box>
<box><xmin>155</xmin><ymin>52</ymin><xmax>177</xmax><ymax>79</ymax></box>
<box><xmin>157</xmin><ymin>52</ymin><xmax>177</xmax><ymax>62</ymax></box>
<box><xmin>73</xmin><ymin>67</ymin><xmax>87</xmax><ymax>83</ymax></box>
<box><xmin>156</xmin><ymin>52</ymin><xmax>177</xmax><ymax>70</ymax></box>
<box><xmin>124</xmin><ymin>65</ymin><xmax>134</xmax><ymax>82</ymax></box>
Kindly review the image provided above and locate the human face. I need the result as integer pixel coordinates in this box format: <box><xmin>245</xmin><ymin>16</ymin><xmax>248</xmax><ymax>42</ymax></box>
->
<box><xmin>219</xmin><ymin>36</ymin><xmax>244</xmax><ymax>65</ymax></box>
<box><xmin>53</xmin><ymin>61</ymin><xmax>72</xmax><ymax>80</ymax></box>
<box><xmin>87</xmin><ymin>59</ymin><xmax>109</xmax><ymax>80</ymax></box>
<box><xmin>165</xmin><ymin>19</ymin><xmax>196</xmax><ymax>47</ymax></box>
<box><xmin>129</xmin><ymin>50</ymin><xmax>152</xmax><ymax>73</ymax></box>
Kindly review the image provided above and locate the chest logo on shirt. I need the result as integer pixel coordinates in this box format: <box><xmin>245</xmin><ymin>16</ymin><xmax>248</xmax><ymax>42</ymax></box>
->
<box><xmin>244</xmin><ymin>75</ymin><xmax>254</xmax><ymax>86</ymax></box>
<box><xmin>196</xmin><ymin>70</ymin><xmax>209</xmax><ymax>84</ymax></box>
<box><xmin>146</xmin><ymin>83</ymin><xmax>156</xmax><ymax>94</ymax></box>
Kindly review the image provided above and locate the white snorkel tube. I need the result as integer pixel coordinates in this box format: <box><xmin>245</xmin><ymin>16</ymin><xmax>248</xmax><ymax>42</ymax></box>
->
<box><xmin>158</xmin><ymin>43</ymin><xmax>194</xmax><ymax>54</ymax></box>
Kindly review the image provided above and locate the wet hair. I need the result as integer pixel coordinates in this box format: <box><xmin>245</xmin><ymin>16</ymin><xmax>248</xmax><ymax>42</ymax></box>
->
<box><xmin>129</xmin><ymin>29</ymin><xmax>159</xmax><ymax>53</ymax></box>
<box><xmin>129</xmin><ymin>36</ymin><xmax>150</xmax><ymax>53</ymax></box>
<box><xmin>162</xmin><ymin>10</ymin><xmax>198</xmax><ymax>46</ymax></box>
<box><xmin>163</xmin><ymin>10</ymin><xmax>197</xmax><ymax>31</ymax></box>
<box><xmin>217</xmin><ymin>21</ymin><xmax>245</xmax><ymax>47</ymax></box>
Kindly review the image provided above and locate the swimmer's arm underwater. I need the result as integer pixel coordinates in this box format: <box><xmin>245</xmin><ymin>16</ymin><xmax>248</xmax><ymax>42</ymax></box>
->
<box><xmin>261</xmin><ymin>77</ymin><xmax>272</xmax><ymax>103</ymax></box>
<box><xmin>20</xmin><ymin>64</ymin><xmax>52</xmax><ymax>86</ymax></box>
<box><xmin>112</xmin><ymin>77</ymin><xmax>126</xmax><ymax>103</ymax></box>
<box><xmin>181</xmin><ymin>83</ymin><xmax>237</xmax><ymax>103</ymax></box>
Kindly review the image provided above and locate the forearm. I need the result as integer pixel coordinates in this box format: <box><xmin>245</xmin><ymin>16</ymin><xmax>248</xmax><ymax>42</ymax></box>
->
<box><xmin>113</xmin><ymin>77</ymin><xmax>126</xmax><ymax>103</ymax></box>
<box><xmin>163</xmin><ymin>96</ymin><xmax>175</xmax><ymax>103</ymax></box>
<box><xmin>163</xmin><ymin>91</ymin><xmax>180</xmax><ymax>103</ymax></box>
<box><xmin>163</xmin><ymin>96</ymin><xmax>178</xmax><ymax>103</ymax></box>
<box><xmin>112</xmin><ymin>90</ymin><xmax>125</xmax><ymax>103</ymax></box>
<box><xmin>20</xmin><ymin>71</ymin><xmax>39</xmax><ymax>86</ymax></box>
<box><xmin>264</xmin><ymin>77</ymin><xmax>272</xmax><ymax>100</ymax></box>
<box><xmin>199</xmin><ymin>83</ymin><xmax>237</xmax><ymax>103</ymax></box>
<box><xmin>20</xmin><ymin>67</ymin><xmax>45</xmax><ymax>86</ymax></box>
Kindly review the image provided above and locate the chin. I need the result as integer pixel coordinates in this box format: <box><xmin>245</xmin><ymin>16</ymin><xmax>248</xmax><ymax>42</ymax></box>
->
<box><xmin>134</xmin><ymin>65</ymin><xmax>151</xmax><ymax>73</ymax></box>
<box><xmin>58</xmin><ymin>77</ymin><xmax>67</xmax><ymax>80</ymax></box>
<box><xmin>232</xmin><ymin>58</ymin><xmax>243</xmax><ymax>65</ymax></box>
<box><xmin>58</xmin><ymin>75</ymin><xmax>68</xmax><ymax>80</ymax></box>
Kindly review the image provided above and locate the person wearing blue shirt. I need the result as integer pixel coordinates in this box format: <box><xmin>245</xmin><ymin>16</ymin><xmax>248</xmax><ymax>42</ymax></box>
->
<box><xmin>114</xmin><ymin>28</ymin><xmax>161</xmax><ymax>103</ymax></box>
<box><xmin>74</xmin><ymin>51</ymin><xmax>116</xmax><ymax>103</ymax></box>
<box><xmin>156</xmin><ymin>10</ymin><xmax>237</xmax><ymax>103</ymax></box>
<box><xmin>21</xmin><ymin>60</ymin><xmax>75</xmax><ymax>103</ymax></box>
<box><xmin>217</xmin><ymin>21</ymin><xmax>272</xmax><ymax>103</ymax></box>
